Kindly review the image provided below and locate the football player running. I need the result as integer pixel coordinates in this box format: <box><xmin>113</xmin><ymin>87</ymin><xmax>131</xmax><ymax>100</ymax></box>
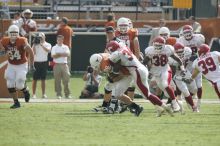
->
<box><xmin>106</xmin><ymin>40</ymin><xmax>174</xmax><ymax>117</ymax></box>
<box><xmin>144</xmin><ymin>36</ymin><xmax>185</xmax><ymax>112</ymax></box>
<box><xmin>90</xmin><ymin>53</ymin><xmax>143</xmax><ymax>116</ymax></box>
<box><xmin>177</xmin><ymin>25</ymin><xmax>205</xmax><ymax>103</ymax></box>
<box><xmin>169</xmin><ymin>42</ymin><xmax>198</xmax><ymax>112</ymax></box>
<box><xmin>0</xmin><ymin>25</ymin><xmax>34</xmax><ymax>108</ymax></box>
<box><xmin>187</xmin><ymin>44</ymin><xmax>220</xmax><ymax>110</ymax></box>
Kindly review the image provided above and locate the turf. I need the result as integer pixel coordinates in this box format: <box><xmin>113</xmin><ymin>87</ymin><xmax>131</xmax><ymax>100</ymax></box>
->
<box><xmin>26</xmin><ymin>73</ymin><xmax>219</xmax><ymax>99</ymax></box>
<box><xmin>1</xmin><ymin>73</ymin><xmax>220</xmax><ymax>146</ymax></box>
<box><xmin>0</xmin><ymin>103</ymin><xmax>220</xmax><ymax>146</ymax></box>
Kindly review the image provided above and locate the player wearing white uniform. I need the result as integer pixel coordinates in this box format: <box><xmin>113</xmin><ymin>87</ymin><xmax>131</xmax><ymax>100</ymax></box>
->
<box><xmin>90</xmin><ymin>53</ymin><xmax>143</xmax><ymax>116</ymax></box>
<box><xmin>106</xmin><ymin>40</ymin><xmax>173</xmax><ymax>117</ymax></box>
<box><xmin>177</xmin><ymin>25</ymin><xmax>205</xmax><ymax>100</ymax></box>
<box><xmin>190</xmin><ymin>44</ymin><xmax>220</xmax><ymax>110</ymax></box>
<box><xmin>144</xmin><ymin>36</ymin><xmax>185</xmax><ymax>112</ymax></box>
<box><xmin>169</xmin><ymin>42</ymin><xmax>198</xmax><ymax>112</ymax></box>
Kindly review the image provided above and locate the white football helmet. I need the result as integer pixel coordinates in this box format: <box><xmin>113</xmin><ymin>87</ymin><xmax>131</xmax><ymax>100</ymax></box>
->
<box><xmin>159</xmin><ymin>27</ymin><xmax>170</xmax><ymax>40</ymax></box>
<box><xmin>89</xmin><ymin>54</ymin><xmax>102</xmax><ymax>70</ymax></box>
<box><xmin>8</xmin><ymin>25</ymin><xmax>19</xmax><ymax>40</ymax></box>
<box><xmin>117</xmin><ymin>17</ymin><xmax>129</xmax><ymax>34</ymax></box>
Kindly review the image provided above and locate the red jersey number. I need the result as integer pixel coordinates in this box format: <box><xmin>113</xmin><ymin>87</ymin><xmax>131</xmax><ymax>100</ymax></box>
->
<box><xmin>152</xmin><ymin>54</ymin><xmax>168</xmax><ymax>66</ymax></box>
<box><xmin>198</xmin><ymin>57</ymin><xmax>216</xmax><ymax>75</ymax></box>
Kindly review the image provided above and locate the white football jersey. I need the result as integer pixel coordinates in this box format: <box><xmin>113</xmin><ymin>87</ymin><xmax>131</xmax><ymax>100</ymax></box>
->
<box><xmin>193</xmin><ymin>51</ymin><xmax>220</xmax><ymax>83</ymax></box>
<box><xmin>177</xmin><ymin>34</ymin><xmax>205</xmax><ymax>54</ymax></box>
<box><xmin>169</xmin><ymin>46</ymin><xmax>192</xmax><ymax>73</ymax></box>
<box><xmin>109</xmin><ymin>47</ymin><xmax>143</xmax><ymax>73</ymax></box>
<box><xmin>145</xmin><ymin>45</ymin><xmax>174</xmax><ymax>76</ymax></box>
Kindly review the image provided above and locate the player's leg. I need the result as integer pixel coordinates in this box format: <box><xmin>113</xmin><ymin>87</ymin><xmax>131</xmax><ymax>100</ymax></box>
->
<box><xmin>157</xmin><ymin>70</ymin><xmax>180</xmax><ymax>112</ymax></box>
<box><xmin>113</xmin><ymin>76</ymin><xmax>143</xmax><ymax>116</ymax></box>
<box><xmin>4</xmin><ymin>64</ymin><xmax>20</xmax><ymax>108</ymax></box>
<box><xmin>133</xmin><ymin>67</ymin><xmax>173</xmax><ymax>117</ymax></box>
<box><xmin>195</xmin><ymin>73</ymin><xmax>203</xmax><ymax>110</ymax></box>
<box><xmin>16</xmin><ymin>63</ymin><xmax>30</xmax><ymax>102</ymax></box>
<box><xmin>175</xmin><ymin>79</ymin><xmax>197</xmax><ymax>112</ymax></box>
<box><xmin>212</xmin><ymin>81</ymin><xmax>220</xmax><ymax>99</ymax></box>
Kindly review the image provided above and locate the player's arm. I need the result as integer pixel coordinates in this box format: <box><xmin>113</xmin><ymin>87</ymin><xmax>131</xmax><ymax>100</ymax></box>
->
<box><xmin>133</xmin><ymin>37</ymin><xmax>140</xmax><ymax>60</ymax></box>
<box><xmin>191</xmin><ymin>67</ymin><xmax>200</xmax><ymax>79</ymax></box>
<box><xmin>170</xmin><ymin>53</ymin><xmax>184</xmax><ymax>71</ymax></box>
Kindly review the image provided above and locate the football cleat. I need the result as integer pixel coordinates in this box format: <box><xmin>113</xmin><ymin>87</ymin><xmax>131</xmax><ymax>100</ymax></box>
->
<box><xmin>162</xmin><ymin>104</ymin><xmax>174</xmax><ymax>117</ymax></box>
<box><xmin>134</xmin><ymin>105</ymin><xmax>143</xmax><ymax>117</ymax></box>
<box><xmin>171</xmin><ymin>99</ymin><xmax>181</xmax><ymax>112</ymax></box>
<box><xmin>10</xmin><ymin>102</ymin><xmax>20</xmax><ymax>109</ymax></box>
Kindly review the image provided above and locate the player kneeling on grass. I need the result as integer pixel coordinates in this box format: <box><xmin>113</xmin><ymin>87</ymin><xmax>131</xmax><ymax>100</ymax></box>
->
<box><xmin>90</xmin><ymin>53</ymin><xmax>143</xmax><ymax>116</ymax></box>
<box><xmin>0</xmin><ymin>25</ymin><xmax>34</xmax><ymax>108</ymax></box>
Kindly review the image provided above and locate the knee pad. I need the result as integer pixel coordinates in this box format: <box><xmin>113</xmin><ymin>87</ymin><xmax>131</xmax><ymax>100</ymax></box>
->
<box><xmin>16</xmin><ymin>79</ymin><xmax>25</xmax><ymax>90</ymax></box>
<box><xmin>127</xmin><ymin>87</ymin><xmax>135</xmax><ymax>92</ymax></box>
<box><xmin>8</xmin><ymin>88</ymin><xmax>16</xmax><ymax>93</ymax></box>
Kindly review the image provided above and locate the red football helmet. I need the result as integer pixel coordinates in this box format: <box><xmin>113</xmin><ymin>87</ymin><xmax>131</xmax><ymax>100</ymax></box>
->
<box><xmin>153</xmin><ymin>36</ymin><xmax>165</xmax><ymax>50</ymax></box>
<box><xmin>106</xmin><ymin>40</ymin><xmax>121</xmax><ymax>53</ymax></box>
<box><xmin>174</xmin><ymin>42</ymin><xmax>185</xmax><ymax>59</ymax></box>
<box><xmin>182</xmin><ymin>25</ymin><xmax>193</xmax><ymax>40</ymax></box>
<box><xmin>198</xmin><ymin>44</ymin><xmax>210</xmax><ymax>56</ymax></box>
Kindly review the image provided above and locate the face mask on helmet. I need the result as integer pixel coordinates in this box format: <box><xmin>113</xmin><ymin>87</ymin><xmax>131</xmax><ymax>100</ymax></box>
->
<box><xmin>89</xmin><ymin>54</ymin><xmax>102</xmax><ymax>70</ymax></box>
<box><xmin>117</xmin><ymin>17</ymin><xmax>129</xmax><ymax>34</ymax></box>
<box><xmin>153</xmin><ymin>36</ymin><xmax>165</xmax><ymax>51</ymax></box>
<box><xmin>183</xmin><ymin>30</ymin><xmax>193</xmax><ymax>40</ymax></box>
<box><xmin>174</xmin><ymin>42</ymin><xmax>184</xmax><ymax>59</ymax></box>
<box><xmin>8</xmin><ymin>25</ymin><xmax>19</xmax><ymax>40</ymax></box>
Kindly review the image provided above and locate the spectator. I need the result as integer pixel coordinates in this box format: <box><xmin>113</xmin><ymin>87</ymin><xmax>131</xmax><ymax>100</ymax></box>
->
<box><xmin>32</xmin><ymin>32</ymin><xmax>51</xmax><ymax>99</ymax></box>
<box><xmin>188</xmin><ymin>16</ymin><xmax>202</xmax><ymax>34</ymax></box>
<box><xmin>57</xmin><ymin>17</ymin><xmax>74</xmax><ymax>68</ymax></box>
<box><xmin>51</xmin><ymin>35</ymin><xmax>71</xmax><ymax>99</ymax></box>
<box><xmin>11</xmin><ymin>12</ymin><xmax>23</xmax><ymax>33</ymax></box>
<box><xmin>79</xmin><ymin>66</ymin><xmax>102</xmax><ymax>99</ymax></box>
<box><xmin>21</xmin><ymin>9</ymin><xmax>37</xmax><ymax>38</ymax></box>
<box><xmin>148</xmin><ymin>18</ymin><xmax>166</xmax><ymax>46</ymax></box>
<box><xmin>105</xmin><ymin>13</ymin><xmax>116</xmax><ymax>28</ymax></box>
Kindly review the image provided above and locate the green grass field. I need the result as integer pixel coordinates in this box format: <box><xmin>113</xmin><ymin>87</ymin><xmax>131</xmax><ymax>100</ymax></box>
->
<box><xmin>25</xmin><ymin>73</ymin><xmax>219</xmax><ymax>99</ymax></box>
<box><xmin>0</xmin><ymin>73</ymin><xmax>220</xmax><ymax>146</ymax></box>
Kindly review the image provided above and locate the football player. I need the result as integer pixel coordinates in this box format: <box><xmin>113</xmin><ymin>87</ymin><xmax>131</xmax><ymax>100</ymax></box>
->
<box><xmin>159</xmin><ymin>27</ymin><xmax>177</xmax><ymax>46</ymax></box>
<box><xmin>144</xmin><ymin>36</ymin><xmax>185</xmax><ymax>112</ymax></box>
<box><xmin>0</xmin><ymin>25</ymin><xmax>34</xmax><ymax>108</ymax></box>
<box><xmin>188</xmin><ymin>44</ymin><xmax>220</xmax><ymax>110</ymax></box>
<box><xmin>177</xmin><ymin>25</ymin><xmax>205</xmax><ymax>102</ymax></box>
<box><xmin>169</xmin><ymin>42</ymin><xmax>198</xmax><ymax>112</ymax></box>
<box><xmin>106</xmin><ymin>40</ymin><xmax>174</xmax><ymax>117</ymax></box>
<box><xmin>90</xmin><ymin>53</ymin><xmax>143</xmax><ymax>116</ymax></box>
<box><xmin>115</xmin><ymin>17</ymin><xmax>141</xmax><ymax>100</ymax></box>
